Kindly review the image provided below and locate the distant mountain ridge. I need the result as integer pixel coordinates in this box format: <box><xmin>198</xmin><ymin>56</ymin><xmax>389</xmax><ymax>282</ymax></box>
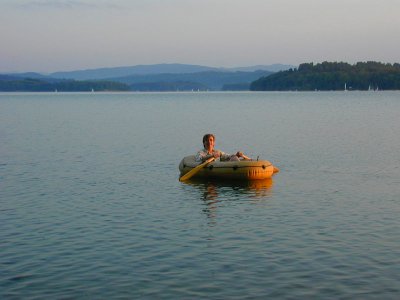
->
<box><xmin>50</xmin><ymin>64</ymin><xmax>220</xmax><ymax>80</ymax></box>
<box><xmin>109</xmin><ymin>70</ymin><xmax>273</xmax><ymax>91</ymax></box>
<box><xmin>48</xmin><ymin>63</ymin><xmax>293</xmax><ymax>80</ymax></box>
<box><xmin>1</xmin><ymin>63</ymin><xmax>294</xmax><ymax>91</ymax></box>
<box><xmin>2</xmin><ymin>72</ymin><xmax>63</xmax><ymax>83</ymax></box>
<box><xmin>221</xmin><ymin>64</ymin><xmax>294</xmax><ymax>73</ymax></box>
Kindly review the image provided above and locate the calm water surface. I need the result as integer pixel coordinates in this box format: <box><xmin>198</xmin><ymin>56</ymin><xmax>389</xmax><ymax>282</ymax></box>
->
<box><xmin>1</xmin><ymin>92</ymin><xmax>400</xmax><ymax>299</ymax></box>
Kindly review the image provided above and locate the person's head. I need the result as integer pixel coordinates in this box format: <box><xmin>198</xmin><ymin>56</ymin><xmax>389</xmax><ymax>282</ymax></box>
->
<box><xmin>202</xmin><ymin>133</ymin><xmax>215</xmax><ymax>150</ymax></box>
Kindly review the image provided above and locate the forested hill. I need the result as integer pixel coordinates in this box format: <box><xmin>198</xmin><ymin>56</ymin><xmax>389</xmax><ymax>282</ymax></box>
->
<box><xmin>0</xmin><ymin>77</ymin><xmax>130</xmax><ymax>92</ymax></box>
<box><xmin>250</xmin><ymin>62</ymin><xmax>400</xmax><ymax>91</ymax></box>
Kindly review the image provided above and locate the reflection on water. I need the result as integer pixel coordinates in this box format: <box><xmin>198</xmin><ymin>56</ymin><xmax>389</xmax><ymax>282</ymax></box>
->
<box><xmin>3</xmin><ymin>92</ymin><xmax>400</xmax><ymax>299</ymax></box>
<box><xmin>185</xmin><ymin>178</ymin><xmax>274</xmax><ymax>200</ymax></box>
<box><xmin>183</xmin><ymin>178</ymin><xmax>274</xmax><ymax>221</ymax></box>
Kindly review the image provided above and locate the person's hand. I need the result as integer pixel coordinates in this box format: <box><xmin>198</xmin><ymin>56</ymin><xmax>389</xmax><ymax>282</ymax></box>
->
<box><xmin>214</xmin><ymin>151</ymin><xmax>221</xmax><ymax>158</ymax></box>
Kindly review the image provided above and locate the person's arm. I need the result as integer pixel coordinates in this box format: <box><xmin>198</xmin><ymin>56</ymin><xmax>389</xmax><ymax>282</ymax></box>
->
<box><xmin>219</xmin><ymin>151</ymin><xmax>231</xmax><ymax>161</ymax></box>
<box><xmin>236</xmin><ymin>151</ymin><xmax>251</xmax><ymax>160</ymax></box>
<box><xmin>195</xmin><ymin>150</ymin><xmax>207</xmax><ymax>162</ymax></box>
<box><xmin>195</xmin><ymin>150</ymin><xmax>216</xmax><ymax>162</ymax></box>
<box><xmin>196</xmin><ymin>150</ymin><xmax>222</xmax><ymax>162</ymax></box>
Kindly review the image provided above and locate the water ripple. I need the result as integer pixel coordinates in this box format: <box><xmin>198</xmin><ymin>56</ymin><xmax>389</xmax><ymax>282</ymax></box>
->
<box><xmin>2</xmin><ymin>92</ymin><xmax>400</xmax><ymax>299</ymax></box>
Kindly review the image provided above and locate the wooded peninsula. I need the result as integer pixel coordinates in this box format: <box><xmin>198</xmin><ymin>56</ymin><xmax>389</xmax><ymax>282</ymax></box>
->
<box><xmin>250</xmin><ymin>61</ymin><xmax>400</xmax><ymax>91</ymax></box>
<box><xmin>0</xmin><ymin>77</ymin><xmax>130</xmax><ymax>92</ymax></box>
<box><xmin>2</xmin><ymin>61</ymin><xmax>400</xmax><ymax>92</ymax></box>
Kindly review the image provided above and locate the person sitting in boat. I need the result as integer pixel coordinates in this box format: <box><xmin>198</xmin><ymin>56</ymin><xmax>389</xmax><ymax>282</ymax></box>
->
<box><xmin>195</xmin><ymin>133</ymin><xmax>251</xmax><ymax>162</ymax></box>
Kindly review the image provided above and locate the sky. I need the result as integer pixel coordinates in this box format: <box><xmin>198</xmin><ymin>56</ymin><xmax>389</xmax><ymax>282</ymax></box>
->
<box><xmin>1</xmin><ymin>0</ymin><xmax>400</xmax><ymax>73</ymax></box>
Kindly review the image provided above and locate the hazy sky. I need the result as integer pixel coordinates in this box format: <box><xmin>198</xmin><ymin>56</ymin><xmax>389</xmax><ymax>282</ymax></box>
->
<box><xmin>1</xmin><ymin>0</ymin><xmax>399</xmax><ymax>73</ymax></box>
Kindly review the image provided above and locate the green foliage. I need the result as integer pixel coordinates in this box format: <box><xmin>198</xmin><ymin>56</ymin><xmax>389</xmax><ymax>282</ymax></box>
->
<box><xmin>0</xmin><ymin>78</ymin><xmax>130</xmax><ymax>92</ymax></box>
<box><xmin>250</xmin><ymin>61</ymin><xmax>400</xmax><ymax>91</ymax></box>
<box><xmin>1</xmin><ymin>70</ymin><xmax>273</xmax><ymax>91</ymax></box>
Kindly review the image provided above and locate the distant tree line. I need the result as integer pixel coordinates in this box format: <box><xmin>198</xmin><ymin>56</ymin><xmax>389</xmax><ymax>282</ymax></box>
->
<box><xmin>250</xmin><ymin>61</ymin><xmax>400</xmax><ymax>91</ymax></box>
<box><xmin>115</xmin><ymin>70</ymin><xmax>272</xmax><ymax>91</ymax></box>
<box><xmin>0</xmin><ymin>77</ymin><xmax>130</xmax><ymax>92</ymax></box>
<box><xmin>130</xmin><ymin>81</ymin><xmax>208</xmax><ymax>91</ymax></box>
<box><xmin>222</xmin><ymin>83</ymin><xmax>250</xmax><ymax>91</ymax></box>
<box><xmin>0</xmin><ymin>70</ymin><xmax>272</xmax><ymax>92</ymax></box>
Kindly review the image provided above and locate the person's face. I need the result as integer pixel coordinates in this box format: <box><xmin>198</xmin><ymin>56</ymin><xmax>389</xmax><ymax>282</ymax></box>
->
<box><xmin>204</xmin><ymin>136</ymin><xmax>215</xmax><ymax>150</ymax></box>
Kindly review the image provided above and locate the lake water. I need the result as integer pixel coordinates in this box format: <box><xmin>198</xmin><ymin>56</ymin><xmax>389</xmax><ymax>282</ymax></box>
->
<box><xmin>1</xmin><ymin>91</ymin><xmax>400</xmax><ymax>299</ymax></box>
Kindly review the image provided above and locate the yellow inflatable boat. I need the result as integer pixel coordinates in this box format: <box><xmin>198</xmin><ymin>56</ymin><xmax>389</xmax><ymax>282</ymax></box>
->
<box><xmin>179</xmin><ymin>155</ymin><xmax>279</xmax><ymax>180</ymax></box>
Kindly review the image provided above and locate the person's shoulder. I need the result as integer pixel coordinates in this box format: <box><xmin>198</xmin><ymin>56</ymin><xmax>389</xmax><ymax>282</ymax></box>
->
<box><xmin>196</xmin><ymin>148</ymin><xmax>207</xmax><ymax>155</ymax></box>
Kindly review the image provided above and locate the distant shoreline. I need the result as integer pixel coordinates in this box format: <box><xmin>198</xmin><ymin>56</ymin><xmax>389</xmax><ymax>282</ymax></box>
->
<box><xmin>251</xmin><ymin>61</ymin><xmax>400</xmax><ymax>91</ymax></box>
<box><xmin>2</xmin><ymin>61</ymin><xmax>400</xmax><ymax>92</ymax></box>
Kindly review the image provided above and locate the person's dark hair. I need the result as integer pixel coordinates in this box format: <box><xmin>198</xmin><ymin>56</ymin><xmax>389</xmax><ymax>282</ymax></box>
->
<box><xmin>202</xmin><ymin>133</ymin><xmax>215</xmax><ymax>147</ymax></box>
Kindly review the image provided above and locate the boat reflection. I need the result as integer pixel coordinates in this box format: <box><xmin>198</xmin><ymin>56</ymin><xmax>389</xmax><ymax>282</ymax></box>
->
<box><xmin>185</xmin><ymin>178</ymin><xmax>274</xmax><ymax>199</ymax></box>
<box><xmin>183</xmin><ymin>178</ymin><xmax>274</xmax><ymax>221</ymax></box>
